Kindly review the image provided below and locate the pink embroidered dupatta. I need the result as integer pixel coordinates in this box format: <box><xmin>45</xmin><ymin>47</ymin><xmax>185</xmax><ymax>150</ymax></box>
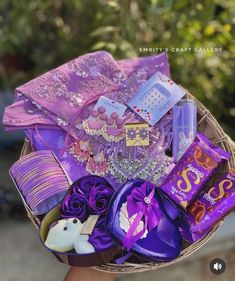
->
<box><xmin>3</xmin><ymin>51</ymin><xmax>170</xmax><ymax>139</ymax></box>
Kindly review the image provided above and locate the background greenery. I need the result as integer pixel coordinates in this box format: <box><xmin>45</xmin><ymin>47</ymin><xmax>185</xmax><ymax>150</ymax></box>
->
<box><xmin>0</xmin><ymin>0</ymin><xmax>234</xmax><ymax>137</ymax></box>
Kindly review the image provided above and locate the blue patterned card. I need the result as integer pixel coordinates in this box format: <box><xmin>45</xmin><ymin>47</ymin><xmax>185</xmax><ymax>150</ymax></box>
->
<box><xmin>127</xmin><ymin>72</ymin><xmax>186</xmax><ymax>126</ymax></box>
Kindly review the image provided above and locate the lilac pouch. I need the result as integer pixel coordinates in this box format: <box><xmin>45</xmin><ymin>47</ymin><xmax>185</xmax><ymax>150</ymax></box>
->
<box><xmin>160</xmin><ymin>132</ymin><xmax>230</xmax><ymax>209</ymax></box>
<box><xmin>25</xmin><ymin>127</ymin><xmax>88</xmax><ymax>183</ymax></box>
<box><xmin>181</xmin><ymin>170</ymin><xmax>235</xmax><ymax>242</ymax></box>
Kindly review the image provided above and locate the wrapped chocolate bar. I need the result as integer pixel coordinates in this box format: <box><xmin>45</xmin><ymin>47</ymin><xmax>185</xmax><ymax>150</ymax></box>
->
<box><xmin>184</xmin><ymin>170</ymin><xmax>235</xmax><ymax>241</ymax></box>
<box><xmin>160</xmin><ymin>133</ymin><xmax>230</xmax><ymax>209</ymax></box>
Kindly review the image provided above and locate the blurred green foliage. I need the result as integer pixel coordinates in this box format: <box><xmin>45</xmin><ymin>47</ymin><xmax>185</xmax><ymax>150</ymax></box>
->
<box><xmin>0</xmin><ymin>0</ymin><xmax>234</xmax><ymax>137</ymax></box>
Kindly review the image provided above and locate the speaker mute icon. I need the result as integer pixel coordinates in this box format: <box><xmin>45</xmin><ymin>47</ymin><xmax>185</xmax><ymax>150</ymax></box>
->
<box><xmin>210</xmin><ymin>258</ymin><xmax>226</xmax><ymax>275</ymax></box>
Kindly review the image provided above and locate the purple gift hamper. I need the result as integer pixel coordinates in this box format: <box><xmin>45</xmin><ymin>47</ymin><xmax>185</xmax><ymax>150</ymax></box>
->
<box><xmin>19</xmin><ymin>90</ymin><xmax>235</xmax><ymax>273</ymax></box>
<box><xmin>4</xmin><ymin>49</ymin><xmax>235</xmax><ymax>273</ymax></box>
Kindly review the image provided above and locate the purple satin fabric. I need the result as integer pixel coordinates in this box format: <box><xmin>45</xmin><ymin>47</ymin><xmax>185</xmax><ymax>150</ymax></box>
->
<box><xmin>127</xmin><ymin>183</ymin><xmax>161</xmax><ymax>230</ymax></box>
<box><xmin>88</xmin><ymin>217</ymin><xmax>115</xmax><ymax>251</ymax></box>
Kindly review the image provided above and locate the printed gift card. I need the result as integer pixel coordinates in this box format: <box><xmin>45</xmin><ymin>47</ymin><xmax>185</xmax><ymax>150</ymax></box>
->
<box><xmin>125</xmin><ymin>123</ymin><xmax>149</xmax><ymax>147</ymax></box>
<box><xmin>127</xmin><ymin>72</ymin><xmax>186</xmax><ymax>126</ymax></box>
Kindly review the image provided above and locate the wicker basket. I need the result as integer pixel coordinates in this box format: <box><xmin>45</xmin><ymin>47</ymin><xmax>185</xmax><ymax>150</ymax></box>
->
<box><xmin>20</xmin><ymin>92</ymin><xmax>235</xmax><ymax>273</ymax></box>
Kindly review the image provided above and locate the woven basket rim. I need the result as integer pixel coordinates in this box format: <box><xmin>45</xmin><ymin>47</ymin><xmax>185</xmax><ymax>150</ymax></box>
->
<box><xmin>19</xmin><ymin>92</ymin><xmax>235</xmax><ymax>273</ymax></box>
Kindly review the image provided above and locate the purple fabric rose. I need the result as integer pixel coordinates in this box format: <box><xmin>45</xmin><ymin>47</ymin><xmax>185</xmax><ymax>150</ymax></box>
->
<box><xmin>72</xmin><ymin>177</ymin><xmax>92</xmax><ymax>196</ymax></box>
<box><xmin>89</xmin><ymin>184</ymin><xmax>114</xmax><ymax>215</ymax></box>
<box><xmin>72</xmin><ymin>175</ymin><xmax>109</xmax><ymax>197</ymax></box>
<box><xmin>61</xmin><ymin>193</ymin><xmax>90</xmax><ymax>221</ymax></box>
<box><xmin>62</xmin><ymin>175</ymin><xmax>114</xmax><ymax>220</ymax></box>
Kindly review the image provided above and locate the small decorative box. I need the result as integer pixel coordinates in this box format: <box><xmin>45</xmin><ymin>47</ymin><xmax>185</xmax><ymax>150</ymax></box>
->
<box><xmin>125</xmin><ymin>123</ymin><xmax>149</xmax><ymax>147</ymax></box>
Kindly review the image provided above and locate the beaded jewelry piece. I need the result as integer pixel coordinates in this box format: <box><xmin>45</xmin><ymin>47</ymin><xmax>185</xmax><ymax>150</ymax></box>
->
<box><xmin>86</xmin><ymin>152</ymin><xmax>108</xmax><ymax>176</ymax></box>
<box><xmin>108</xmin><ymin>152</ymin><xmax>174</xmax><ymax>185</ymax></box>
<box><xmin>69</xmin><ymin>138</ymin><xmax>109</xmax><ymax>175</ymax></box>
<box><xmin>69</xmin><ymin>140</ymin><xmax>92</xmax><ymax>162</ymax></box>
<box><xmin>82</xmin><ymin>106</ymin><xmax>125</xmax><ymax>142</ymax></box>
<box><xmin>82</xmin><ymin>106</ymin><xmax>105</xmax><ymax>136</ymax></box>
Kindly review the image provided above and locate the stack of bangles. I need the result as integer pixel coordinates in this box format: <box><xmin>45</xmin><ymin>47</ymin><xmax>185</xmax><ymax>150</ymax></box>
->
<box><xmin>10</xmin><ymin>150</ymin><xmax>70</xmax><ymax>214</ymax></box>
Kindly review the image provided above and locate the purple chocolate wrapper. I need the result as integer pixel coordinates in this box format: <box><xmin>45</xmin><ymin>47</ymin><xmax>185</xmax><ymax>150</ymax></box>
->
<box><xmin>182</xmin><ymin>170</ymin><xmax>235</xmax><ymax>242</ymax></box>
<box><xmin>160</xmin><ymin>132</ymin><xmax>230</xmax><ymax>209</ymax></box>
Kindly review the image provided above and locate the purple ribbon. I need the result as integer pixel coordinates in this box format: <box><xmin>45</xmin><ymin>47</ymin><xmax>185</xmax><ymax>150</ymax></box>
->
<box><xmin>123</xmin><ymin>182</ymin><xmax>161</xmax><ymax>250</ymax></box>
